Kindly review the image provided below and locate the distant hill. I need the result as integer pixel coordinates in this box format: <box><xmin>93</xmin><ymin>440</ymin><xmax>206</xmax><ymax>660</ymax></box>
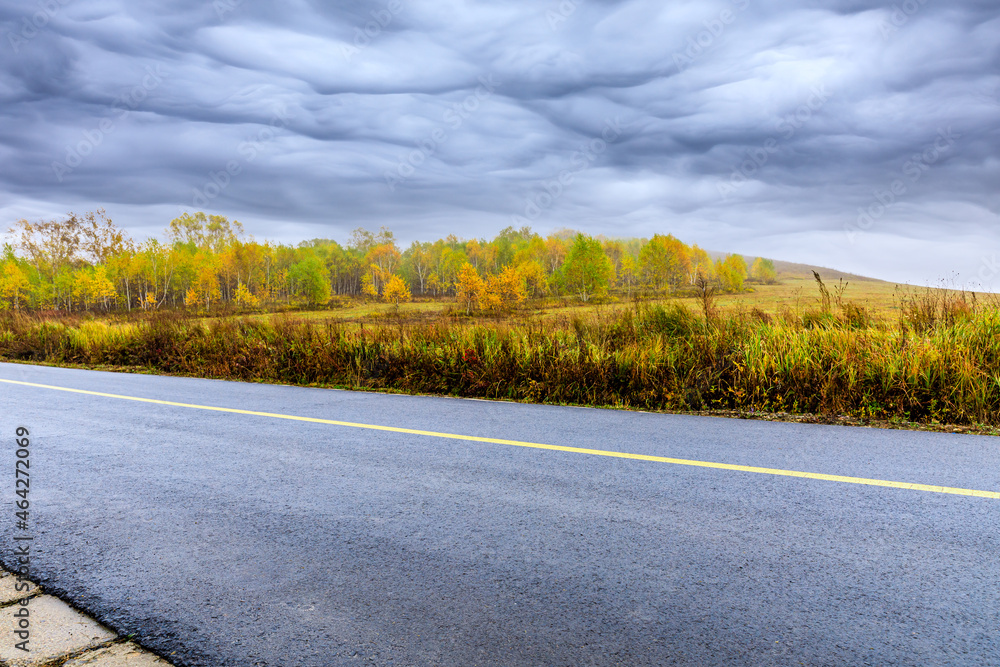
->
<box><xmin>768</xmin><ymin>259</ymin><xmax>883</xmax><ymax>283</ymax></box>
<box><xmin>706</xmin><ymin>251</ymin><xmax>884</xmax><ymax>283</ymax></box>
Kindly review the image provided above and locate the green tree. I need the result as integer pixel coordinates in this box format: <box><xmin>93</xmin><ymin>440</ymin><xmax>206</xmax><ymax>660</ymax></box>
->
<box><xmin>751</xmin><ymin>257</ymin><xmax>778</xmax><ymax>284</ymax></box>
<box><xmin>716</xmin><ymin>254</ymin><xmax>748</xmax><ymax>292</ymax></box>
<box><xmin>560</xmin><ymin>234</ymin><xmax>614</xmax><ymax>302</ymax></box>
<box><xmin>435</xmin><ymin>244</ymin><xmax>468</xmax><ymax>295</ymax></box>
<box><xmin>402</xmin><ymin>241</ymin><xmax>433</xmax><ymax>295</ymax></box>
<box><xmin>288</xmin><ymin>255</ymin><xmax>331</xmax><ymax>306</ymax></box>
<box><xmin>639</xmin><ymin>234</ymin><xmax>691</xmax><ymax>292</ymax></box>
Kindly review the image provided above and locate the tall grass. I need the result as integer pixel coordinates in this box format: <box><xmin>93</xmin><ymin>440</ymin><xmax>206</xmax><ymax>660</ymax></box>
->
<box><xmin>2</xmin><ymin>301</ymin><xmax>1000</xmax><ymax>426</ymax></box>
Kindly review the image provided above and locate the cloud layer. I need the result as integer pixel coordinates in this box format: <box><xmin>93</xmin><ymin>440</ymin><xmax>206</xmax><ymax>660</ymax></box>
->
<box><xmin>1</xmin><ymin>0</ymin><xmax>998</xmax><ymax>285</ymax></box>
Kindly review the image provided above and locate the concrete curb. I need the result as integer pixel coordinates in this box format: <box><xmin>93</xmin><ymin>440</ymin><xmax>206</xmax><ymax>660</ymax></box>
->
<box><xmin>0</xmin><ymin>570</ymin><xmax>175</xmax><ymax>667</ymax></box>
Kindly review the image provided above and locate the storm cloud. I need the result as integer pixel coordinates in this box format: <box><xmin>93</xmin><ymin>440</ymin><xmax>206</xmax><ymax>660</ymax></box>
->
<box><xmin>1</xmin><ymin>0</ymin><xmax>997</xmax><ymax>285</ymax></box>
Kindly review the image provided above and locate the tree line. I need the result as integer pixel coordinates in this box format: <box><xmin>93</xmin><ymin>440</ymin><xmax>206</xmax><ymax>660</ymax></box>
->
<box><xmin>0</xmin><ymin>210</ymin><xmax>778</xmax><ymax>312</ymax></box>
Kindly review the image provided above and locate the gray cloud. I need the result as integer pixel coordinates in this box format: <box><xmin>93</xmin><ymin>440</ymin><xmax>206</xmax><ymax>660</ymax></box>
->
<box><xmin>0</xmin><ymin>0</ymin><xmax>998</xmax><ymax>285</ymax></box>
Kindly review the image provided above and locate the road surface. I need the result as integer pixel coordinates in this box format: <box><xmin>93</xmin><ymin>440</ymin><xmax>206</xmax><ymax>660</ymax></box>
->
<box><xmin>1</xmin><ymin>362</ymin><xmax>998</xmax><ymax>666</ymax></box>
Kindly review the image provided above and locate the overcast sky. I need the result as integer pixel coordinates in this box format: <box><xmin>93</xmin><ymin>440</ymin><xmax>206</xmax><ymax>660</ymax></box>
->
<box><xmin>1</xmin><ymin>0</ymin><xmax>998</xmax><ymax>286</ymax></box>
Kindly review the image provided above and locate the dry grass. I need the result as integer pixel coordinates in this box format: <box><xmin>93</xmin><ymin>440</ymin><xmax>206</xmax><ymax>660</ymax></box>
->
<box><xmin>235</xmin><ymin>276</ymin><xmax>981</xmax><ymax>327</ymax></box>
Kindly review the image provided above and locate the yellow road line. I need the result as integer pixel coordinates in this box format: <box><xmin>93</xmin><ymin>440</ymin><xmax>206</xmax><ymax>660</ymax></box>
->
<box><xmin>2</xmin><ymin>378</ymin><xmax>998</xmax><ymax>499</ymax></box>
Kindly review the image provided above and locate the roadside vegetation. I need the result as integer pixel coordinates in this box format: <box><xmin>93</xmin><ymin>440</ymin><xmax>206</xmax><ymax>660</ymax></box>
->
<box><xmin>2</xmin><ymin>211</ymin><xmax>999</xmax><ymax>432</ymax></box>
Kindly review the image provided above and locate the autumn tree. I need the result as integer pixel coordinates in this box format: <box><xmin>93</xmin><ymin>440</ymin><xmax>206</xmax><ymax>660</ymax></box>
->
<box><xmin>317</xmin><ymin>241</ymin><xmax>363</xmax><ymax>296</ymax></box>
<box><xmin>517</xmin><ymin>261</ymin><xmax>548</xmax><ymax>298</ymax></box>
<box><xmin>185</xmin><ymin>252</ymin><xmax>222</xmax><ymax>310</ymax></box>
<box><xmin>6</xmin><ymin>211</ymin><xmax>130</xmax><ymax>310</ymax></box>
<box><xmin>403</xmin><ymin>241</ymin><xmax>432</xmax><ymax>295</ymax></box>
<box><xmin>233</xmin><ymin>282</ymin><xmax>259</xmax><ymax>310</ymax></box>
<box><xmin>72</xmin><ymin>265</ymin><xmax>117</xmax><ymax>311</ymax></box>
<box><xmin>348</xmin><ymin>226</ymin><xmax>395</xmax><ymax>257</ymax></box>
<box><xmin>366</xmin><ymin>242</ymin><xmax>401</xmax><ymax>294</ymax></box>
<box><xmin>688</xmin><ymin>245</ymin><xmax>714</xmax><ymax>284</ymax></box>
<box><xmin>492</xmin><ymin>225</ymin><xmax>534</xmax><ymax>271</ymax></box>
<box><xmin>433</xmin><ymin>243</ymin><xmax>468</xmax><ymax>295</ymax></box>
<box><xmin>716</xmin><ymin>254</ymin><xmax>748</xmax><ymax>292</ymax></box>
<box><xmin>0</xmin><ymin>247</ymin><xmax>29</xmax><ymax>310</ymax></box>
<box><xmin>602</xmin><ymin>239</ymin><xmax>626</xmax><ymax>286</ymax></box>
<box><xmin>466</xmin><ymin>238</ymin><xmax>495</xmax><ymax>272</ymax></box>
<box><xmin>360</xmin><ymin>274</ymin><xmax>377</xmax><ymax>300</ymax></box>
<box><xmin>544</xmin><ymin>236</ymin><xmax>567</xmax><ymax>275</ymax></box>
<box><xmin>426</xmin><ymin>272</ymin><xmax>443</xmax><ymax>296</ymax></box>
<box><xmin>639</xmin><ymin>234</ymin><xmax>691</xmax><ymax>293</ymax></box>
<box><xmin>8</xmin><ymin>215</ymin><xmax>81</xmax><ymax>309</ymax></box>
<box><xmin>221</xmin><ymin>240</ymin><xmax>266</xmax><ymax>301</ymax></box>
<box><xmin>382</xmin><ymin>274</ymin><xmax>411</xmax><ymax>309</ymax></box>
<box><xmin>167</xmin><ymin>212</ymin><xmax>244</xmax><ymax>252</ymax></box>
<box><xmin>455</xmin><ymin>263</ymin><xmax>485</xmax><ymax>313</ymax></box>
<box><xmin>560</xmin><ymin>234</ymin><xmax>614</xmax><ymax>302</ymax></box>
<box><xmin>751</xmin><ymin>257</ymin><xmax>778</xmax><ymax>284</ymax></box>
<box><xmin>512</xmin><ymin>235</ymin><xmax>546</xmax><ymax>268</ymax></box>
<box><xmin>482</xmin><ymin>265</ymin><xmax>527</xmax><ymax>312</ymax></box>
<box><xmin>78</xmin><ymin>209</ymin><xmax>131</xmax><ymax>265</ymax></box>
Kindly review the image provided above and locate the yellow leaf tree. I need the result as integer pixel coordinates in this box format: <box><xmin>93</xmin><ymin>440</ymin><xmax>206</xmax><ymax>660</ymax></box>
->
<box><xmin>0</xmin><ymin>261</ymin><xmax>29</xmax><ymax>310</ymax></box>
<box><xmin>360</xmin><ymin>273</ymin><xmax>378</xmax><ymax>301</ymax></box>
<box><xmin>234</xmin><ymin>281</ymin><xmax>259</xmax><ymax>309</ymax></box>
<box><xmin>483</xmin><ymin>265</ymin><xmax>527</xmax><ymax>312</ymax></box>
<box><xmin>639</xmin><ymin>234</ymin><xmax>691</xmax><ymax>293</ymax></box>
<box><xmin>72</xmin><ymin>265</ymin><xmax>117</xmax><ymax>311</ymax></box>
<box><xmin>455</xmin><ymin>263</ymin><xmax>485</xmax><ymax>314</ymax></box>
<box><xmin>382</xmin><ymin>274</ymin><xmax>411</xmax><ymax>309</ymax></box>
<box><xmin>716</xmin><ymin>254</ymin><xmax>748</xmax><ymax>292</ymax></box>
<box><xmin>516</xmin><ymin>261</ymin><xmax>548</xmax><ymax>298</ymax></box>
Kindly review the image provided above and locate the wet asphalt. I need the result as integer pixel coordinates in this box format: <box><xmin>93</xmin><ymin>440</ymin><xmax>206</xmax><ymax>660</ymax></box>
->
<box><xmin>0</xmin><ymin>361</ymin><xmax>998</xmax><ymax>666</ymax></box>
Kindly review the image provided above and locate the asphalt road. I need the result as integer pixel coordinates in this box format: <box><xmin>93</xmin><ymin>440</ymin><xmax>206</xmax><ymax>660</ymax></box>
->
<box><xmin>1</xmin><ymin>362</ymin><xmax>998</xmax><ymax>666</ymax></box>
